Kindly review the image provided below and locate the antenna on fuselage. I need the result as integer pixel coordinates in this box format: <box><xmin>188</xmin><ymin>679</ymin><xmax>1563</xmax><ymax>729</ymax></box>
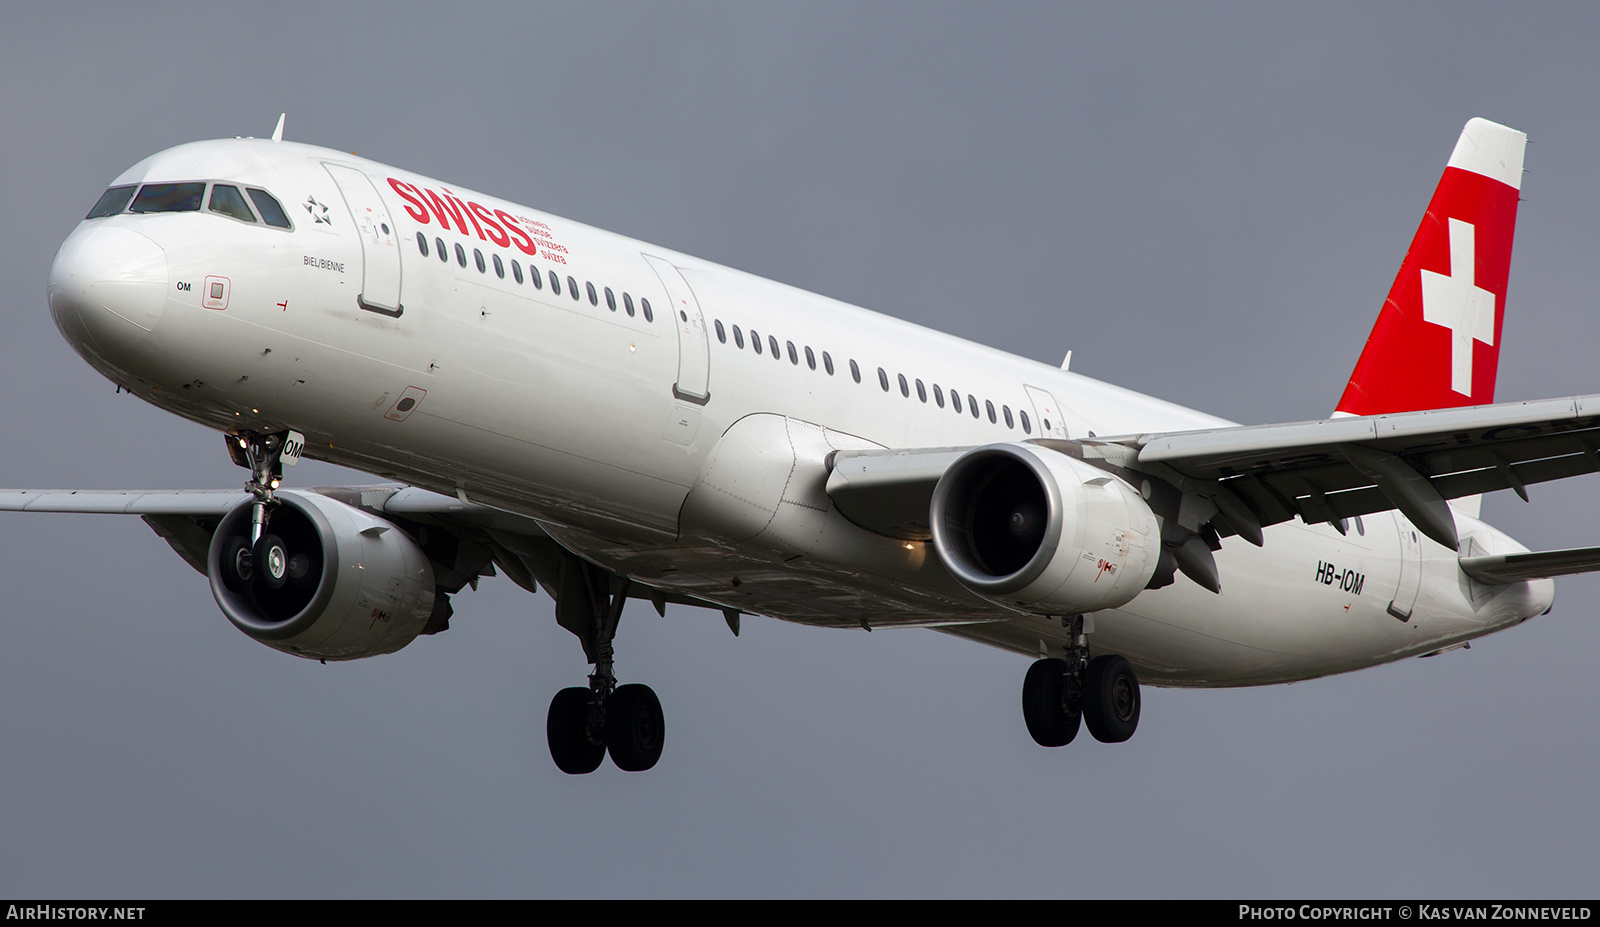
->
<box><xmin>271</xmin><ymin>113</ymin><xmax>286</xmax><ymax>142</ymax></box>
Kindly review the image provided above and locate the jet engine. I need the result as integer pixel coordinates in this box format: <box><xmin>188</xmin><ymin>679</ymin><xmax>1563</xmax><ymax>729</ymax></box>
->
<box><xmin>929</xmin><ymin>443</ymin><xmax>1160</xmax><ymax>615</ymax></box>
<box><xmin>208</xmin><ymin>490</ymin><xmax>436</xmax><ymax>661</ymax></box>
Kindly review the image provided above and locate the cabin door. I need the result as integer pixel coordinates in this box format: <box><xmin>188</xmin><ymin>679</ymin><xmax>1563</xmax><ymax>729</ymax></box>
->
<box><xmin>1025</xmin><ymin>385</ymin><xmax>1070</xmax><ymax>439</ymax></box>
<box><xmin>325</xmin><ymin>163</ymin><xmax>404</xmax><ymax>317</ymax></box>
<box><xmin>643</xmin><ymin>254</ymin><xmax>710</xmax><ymax>403</ymax></box>
<box><xmin>1387</xmin><ymin>517</ymin><xmax>1423</xmax><ymax>620</ymax></box>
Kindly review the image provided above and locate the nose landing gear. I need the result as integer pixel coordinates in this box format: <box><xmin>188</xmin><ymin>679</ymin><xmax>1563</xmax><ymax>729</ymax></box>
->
<box><xmin>1021</xmin><ymin>616</ymin><xmax>1141</xmax><ymax>748</ymax></box>
<box><xmin>219</xmin><ymin>430</ymin><xmax>294</xmax><ymax>595</ymax></box>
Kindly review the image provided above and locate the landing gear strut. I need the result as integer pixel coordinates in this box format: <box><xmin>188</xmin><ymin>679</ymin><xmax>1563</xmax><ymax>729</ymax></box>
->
<box><xmin>545</xmin><ymin>557</ymin><xmax>664</xmax><ymax>774</ymax></box>
<box><xmin>219</xmin><ymin>431</ymin><xmax>290</xmax><ymax>592</ymax></box>
<box><xmin>1021</xmin><ymin>616</ymin><xmax>1140</xmax><ymax>747</ymax></box>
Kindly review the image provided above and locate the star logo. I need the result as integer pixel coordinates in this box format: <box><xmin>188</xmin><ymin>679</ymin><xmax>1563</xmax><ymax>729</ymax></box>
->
<box><xmin>303</xmin><ymin>195</ymin><xmax>332</xmax><ymax>225</ymax></box>
<box><xmin>1420</xmin><ymin>218</ymin><xmax>1496</xmax><ymax>396</ymax></box>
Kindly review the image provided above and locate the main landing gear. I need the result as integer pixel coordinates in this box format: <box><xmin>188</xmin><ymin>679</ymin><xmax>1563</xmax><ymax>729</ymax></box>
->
<box><xmin>545</xmin><ymin>557</ymin><xmax>664</xmax><ymax>774</ymax></box>
<box><xmin>1021</xmin><ymin>615</ymin><xmax>1141</xmax><ymax>747</ymax></box>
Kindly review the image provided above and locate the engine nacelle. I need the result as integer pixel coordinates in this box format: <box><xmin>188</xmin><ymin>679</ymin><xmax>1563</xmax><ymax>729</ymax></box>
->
<box><xmin>208</xmin><ymin>490</ymin><xmax>436</xmax><ymax>661</ymax></box>
<box><xmin>930</xmin><ymin>443</ymin><xmax>1160</xmax><ymax>615</ymax></box>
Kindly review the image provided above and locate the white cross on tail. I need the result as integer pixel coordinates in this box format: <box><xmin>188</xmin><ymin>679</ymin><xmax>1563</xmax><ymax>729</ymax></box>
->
<box><xmin>1420</xmin><ymin>218</ymin><xmax>1496</xmax><ymax>396</ymax></box>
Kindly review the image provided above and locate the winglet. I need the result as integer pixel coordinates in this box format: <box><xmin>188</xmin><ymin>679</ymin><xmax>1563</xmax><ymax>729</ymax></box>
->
<box><xmin>1335</xmin><ymin>118</ymin><xmax>1526</xmax><ymax>417</ymax></box>
<box><xmin>271</xmin><ymin>113</ymin><xmax>286</xmax><ymax>143</ymax></box>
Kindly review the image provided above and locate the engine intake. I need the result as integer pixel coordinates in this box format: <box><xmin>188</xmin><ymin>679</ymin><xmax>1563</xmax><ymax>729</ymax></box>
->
<box><xmin>930</xmin><ymin>443</ymin><xmax>1160</xmax><ymax>614</ymax></box>
<box><xmin>208</xmin><ymin>490</ymin><xmax>436</xmax><ymax>661</ymax></box>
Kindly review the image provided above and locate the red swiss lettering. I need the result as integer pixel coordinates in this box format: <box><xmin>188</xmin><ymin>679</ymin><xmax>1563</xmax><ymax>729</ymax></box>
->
<box><xmin>420</xmin><ymin>187</ymin><xmax>467</xmax><ymax>235</ymax></box>
<box><xmin>387</xmin><ymin>178</ymin><xmax>430</xmax><ymax>224</ymax></box>
<box><xmin>470</xmin><ymin>202</ymin><xmax>510</xmax><ymax>248</ymax></box>
<box><xmin>444</xmin><ymin>190</ymin><xmax>485</xmax><ymax>240</ymax></box>
<box><xmin>497</xmin><ymin>209</ymin><xmax>538</xmax><ymax>256</ymax></box>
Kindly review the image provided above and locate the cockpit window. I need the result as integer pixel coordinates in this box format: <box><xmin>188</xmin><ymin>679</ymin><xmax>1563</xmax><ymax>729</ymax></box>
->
<box><xmin>130</xmin><ymin>182</ymin><xmax>206</xmax><ymax>213</ymax></box>
<box><xmin>86</xmin><ymin>185</ymin><xmax>137</xmax><ymax>219</ymax></box>
<box><xmin>207</xmin><ymin>185</ymin><xmax>257</xmax><ymax>223</ymax></box>
<box><xmin>246</xmin><ymin>188</ymin><xmax>292</xmax><ymax>228</ymax></box>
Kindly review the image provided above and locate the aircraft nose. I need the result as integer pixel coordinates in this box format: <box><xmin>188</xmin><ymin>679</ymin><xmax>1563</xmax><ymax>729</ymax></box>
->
<box><xmin>48</xmin><ymin>225</ymin><xmax>168</xmax><ymax>361</ymax></box>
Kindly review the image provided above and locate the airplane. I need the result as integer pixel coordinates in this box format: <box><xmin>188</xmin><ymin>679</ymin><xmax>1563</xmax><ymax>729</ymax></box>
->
<box><xmin>19</xmin><ymin>114</ymin><xmax>1600</xmax><ymax>774</ymax></box>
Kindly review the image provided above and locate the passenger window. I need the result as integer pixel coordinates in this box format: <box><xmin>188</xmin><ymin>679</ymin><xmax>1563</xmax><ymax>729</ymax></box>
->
<box><xmin>805</xmin><ymin>346</ymin><xmax>816</xmax><ymax>370</ymax></box>
<box><xmin>952</xmin><ymin>391</ymin><xmax>963</xmax><ymax>414</ymax></box>
<box><xmin>768</xmin><ymin>335</ymin><xmax>780</xmax><ymax>359</ymax></box>
<box><xmin>933</xmin><ymin>384</ymin><xmax>944</xmax><ymax>408</ymax></box>
<box><xmin>641</xmin><ymin>298</ymin><xmax>654</xmax><ymax>322</ymax></box>
<box><xmin>623</xmin><ymin>292</ymin><xmax>635</xmax><ymax>316</ymax></box>
<box><xmin>1003</xmin><ymin>405</ymin><xmax>1014</xmax><ymax>428</ymax></box>
<box><xmin>475</xmin><ymin>249</ymin><xmax>487</xmax><ymax>273</ymax></box>
<box><xmin>850</xmin><ymin>359</ymin><xmax>861</xmax><ymax>383</ymax></box>
<box><xmin>969</xmin><ymin>394</ymin><xmax>979</xmax><ymax>418</ymax></box>
<box><xmin>1020</xmin><ymin>410</ymin><xmax>1031</xmax><ymax>434</ymax></box>
<box><xmin>493</xmin><ymin>254</ymin><xmax>505</xmax><ymax>278</ymax></box>
<box><xmin>86</xmin><ymin>185</ymin><xmax>137</xmax><ymax>219</ymax></box>
<box><xmin>916</xmin><ymin>379</ymin><xmax>927</xmax><ymax>403</ymax></box>
<box><xmin>715</xmin><ymin>319</ymin><xmax>726</xmax><ymax>343</ymax></box>
<box><xmin>530</xmin><ymin>264</ymin><xmax>543</xmax><ymax>289</ymax></box>
<box><xmin>878</xmin><ymin>368</ymin><xmax>890</xmax><ymax>392</ymax></box>
<box><xmin>416</xmin><ymin>232</ymin><xmax>429</xmax><ymax>257</ymax></box>
<box><xmin>898</xmin><ymin>373</ymin><xmax>909</xmax><ymax>398</ymax></box>
<box><xmin>605</xmin><ymin>287</ymin><xmax>617</xmax><ymax>311</ymax></box>
<box><xmin>455</xmin><ymin>243</ymin><xmax>467</xmax><ymax>267</ymax></box>
<box><xmin>752</xmin><ymin>330</ymin><xmax>763</xmax><ymax>355</ymax></box>
<box><xmin>568</xmin><ymin>276</ymin><xmax>580</xmax><ymax>301</ymax></box>
<box><xmin>986</xmin><ymin>400</ymin><xmax>997</xmax><ymax>424</ymax></box>
<box><xmin>787</xmin><ymin>341</ymin><xmax>799</xmax><ymax>365</ymax></box>
<box><xmin>587</xmin><ymin>281</ymin><xmax>598</xmax><ymax>306</ymax></box>
<box><xmin>245</xmin><ymin>188</ymin><xmax>291</xmax><ymax>228</ymax></box>
<box><xmin>733</xmin><ymin>325</ymin><xmax>744</xmax><ymax>348</ymax></box>
<box><xmin>549</xmin><ymin>271</ymin><xmax>561</xmax><ymax>294</ymax></box>
<box><xmin>208</xmin><ymin>184</ymin><xmax>256</xmax><ymax>222</ymax></box>
<box><xmin>823</xmin><ymin>351</ymin><xmax>834</xmax><ymax>375</ymax></box>
<box><xmin>435</xmin><ymin>237</ymin><xmax>447</xmax><ymax>262</ymax></box>
<box><xmin>512</xmin><ymin>260</ymin><xmax>524</xmax><ymax>284</ymax></box>
<box><xmin>131</xmin><ymin>182</ymin><xmax>205</xmax><ymax>213</ymax></box>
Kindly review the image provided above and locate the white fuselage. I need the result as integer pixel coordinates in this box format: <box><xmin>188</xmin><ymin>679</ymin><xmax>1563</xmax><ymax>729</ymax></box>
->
<box><xmin>47</xmin><ymin>138</ymin><xmax>1554</xmax><ymax>687</ymax></box>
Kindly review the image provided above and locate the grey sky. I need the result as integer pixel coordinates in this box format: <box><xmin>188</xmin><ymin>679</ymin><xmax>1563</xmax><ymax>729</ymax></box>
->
<box><xmin>1</xmin><ymin>2</ymin><xmax>1597</xmax><ymax>897</ymax></box>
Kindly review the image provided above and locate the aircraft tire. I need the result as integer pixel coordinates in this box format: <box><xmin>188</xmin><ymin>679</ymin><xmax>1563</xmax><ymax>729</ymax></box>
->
<box><xmin>547</xmin><ymin>687</ymin><xmax>604</xmax><ymax>775</ymax></box>
<box><xmin>253</xmin><ymin>533</ymin><xmax>289</xmax><ymax>591</ymax></box>
<box><xmin>1082</xmin><ymin>654</ymin><xmax>1140</xmax><ymax>743</ymax></box>
<box><xmin>1022</xmin><ymin>658</ymin><xmax>1081</xmax><ymax>747</ymax></box>
<box><xmin>605</xmin><ymin>683</ymin><xmax>665</xmax><ymax>772</ymax></box>
<box><xmin>220</xmin><ymin>536</ymin><xmax>253</xmax><ymax>592</ymax></box>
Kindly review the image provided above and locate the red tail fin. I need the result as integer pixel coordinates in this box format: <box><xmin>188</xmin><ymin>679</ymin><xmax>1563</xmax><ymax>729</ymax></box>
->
<box><xmin>1335</xmin><ymin>118</ymin><xmax>1526</xmax><ymax>416</ymax></box>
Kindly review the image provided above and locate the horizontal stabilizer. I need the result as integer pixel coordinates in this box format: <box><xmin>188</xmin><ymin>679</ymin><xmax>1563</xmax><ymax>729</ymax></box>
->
<box><xmin>1459</xmin><ymin>546</ymin><xmax>1600</xmax><ymax>584</ymax></box>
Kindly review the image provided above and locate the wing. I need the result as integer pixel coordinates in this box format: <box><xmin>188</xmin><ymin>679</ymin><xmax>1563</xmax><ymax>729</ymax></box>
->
<box><xmin>0</xmin><ymin>484</ymin><xmax>733</xmax><ymax>623</ymax></box>
<box><xmin>1129</xmin><ymin>393</ymin><xmax>1600</xmax><ymax>550</ymax></box>
<box><xmin>826</xmin><ymin>393</ymin><xmax>1600</xmax><ymax>575</ymax></box>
